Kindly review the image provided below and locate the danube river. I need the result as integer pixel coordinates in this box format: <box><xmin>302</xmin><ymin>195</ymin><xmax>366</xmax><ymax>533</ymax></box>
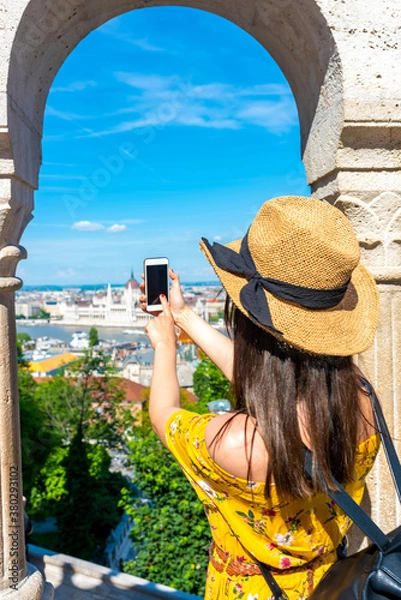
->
<box><xmin>16</xmin><ymin>322</ymin><xmax>148</xmax><ymax>345</ymax></box>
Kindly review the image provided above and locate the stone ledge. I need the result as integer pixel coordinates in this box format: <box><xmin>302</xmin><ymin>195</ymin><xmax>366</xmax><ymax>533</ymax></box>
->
<box><xmin>370</xmin><ymin>267</ymin><xmax>401</xmax><ymax>284</ymax></box>
<box><xmin>29</xmin><ymin>545</ymin><xmax>201</xmax><ymax>600</ymax></box>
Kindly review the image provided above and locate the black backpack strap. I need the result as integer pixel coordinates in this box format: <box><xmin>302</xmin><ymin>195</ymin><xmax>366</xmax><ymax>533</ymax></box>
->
<box><xmin>304</xmin><ymin>376</ymin><xmax>401</xmax><ymax>551</ymax></box>
<box><xmin>304</xmin><ymin>450</ymin><xmax>390</xmax><ymax>551</ymax></box>
<box><xmin>255</xmin><ymin>561</ymin><xmax>289</xmax><ymax>600</ymax></box>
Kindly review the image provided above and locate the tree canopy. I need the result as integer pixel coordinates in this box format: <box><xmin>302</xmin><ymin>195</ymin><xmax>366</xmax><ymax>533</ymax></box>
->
<box><xmin>89</xmin><ymin>327</ymin><xmax>99</xmax><ymax>348</ymax></box>
<box><xmin>19</xmin><ymin>348</ymin><xmax>131</xmax><ymax>561</ymax></box>
<box><xmin>192</xmin><ymin>352</ymin><xmax>232</xmax><ymax>413</ymax></box>
<box><xmin>122</xmin><ymin>397</ymin><xmax>211</xmax><ymax>595</ymax></box>
<box><xmin>33</xmin><ymin>349</ymin><xmax>127</xmax><ymax>446</ymax></box>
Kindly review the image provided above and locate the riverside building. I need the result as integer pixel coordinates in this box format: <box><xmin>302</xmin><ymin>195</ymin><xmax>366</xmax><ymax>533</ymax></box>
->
<box><xmin>61</xmin><ymin>272</ymin><xmax>150</xmax><ymax>328</ymax></box>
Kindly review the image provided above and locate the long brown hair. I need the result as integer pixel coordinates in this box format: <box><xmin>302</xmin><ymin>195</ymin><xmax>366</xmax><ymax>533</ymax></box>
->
<box><xmin>223</xmin><ymin>297</ymin><xmax>370</xmax><ymax>500</ymax></box>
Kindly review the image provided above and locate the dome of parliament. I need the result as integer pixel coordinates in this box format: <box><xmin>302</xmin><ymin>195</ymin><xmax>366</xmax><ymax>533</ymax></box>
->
<box><xmin>125</xmin><ymin>269</ymin><xmax>140</xmax><ymax>290</ymax></box>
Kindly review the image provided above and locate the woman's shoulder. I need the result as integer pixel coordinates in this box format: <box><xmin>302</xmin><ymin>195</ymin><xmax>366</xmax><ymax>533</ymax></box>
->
<box><xmin>204</xmin><ymin>412</ymin><xmax>268</xmax><ymax>482</ymax></box>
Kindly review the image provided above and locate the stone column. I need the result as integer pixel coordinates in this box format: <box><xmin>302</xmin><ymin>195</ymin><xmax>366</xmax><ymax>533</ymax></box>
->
<box><xmin>313</xmin><ymin>168</ymin><xmax>401</xmax><ymax>545</ymax></box>
<box><xmin>336</xmin><ymin>191</ymin><xmax>401</xmax><ymax>538</ymax></box>
<box><xmin>0</xmin><ymin>178</ymin><xmax>53</xmax><ymax>599</ymax></box>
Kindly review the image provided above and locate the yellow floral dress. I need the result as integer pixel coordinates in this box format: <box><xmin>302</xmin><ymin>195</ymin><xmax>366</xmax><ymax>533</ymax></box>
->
<box><xmin>165</xmin><ymin>409</ymin><xmax>380</xmax><ymax>600</ymax></box>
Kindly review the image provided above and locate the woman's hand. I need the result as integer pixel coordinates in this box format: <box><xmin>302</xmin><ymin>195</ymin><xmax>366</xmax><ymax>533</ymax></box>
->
<box><xmin>144</xmin><ymin>294</ymin><xmax>176</xmax><ymax>350</ymax></box>
<box><xmin>140</xmin><ymin>268</ymin><xmax>186</xmax><ymax>322</ymax></box>
<box><xmin>167</xmin><ymin>269</ymin><xmax>186</xmax><ymax>319</ymax></box>
<box><xmin>141</xmin><ymin>266</ymin><xmax>233</xmax><ymax>381</ymax></box>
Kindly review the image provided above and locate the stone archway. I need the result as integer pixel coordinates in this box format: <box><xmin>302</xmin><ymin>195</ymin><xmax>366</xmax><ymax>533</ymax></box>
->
<box><xmin>7</xmin><ymin>0</ymin><xmax>343</xmax><ymax>234</ymax></box>
<box><xmin>1</xmin><ymin>1</ymin><xmax>401</xmax><ymax>598</ymax></box>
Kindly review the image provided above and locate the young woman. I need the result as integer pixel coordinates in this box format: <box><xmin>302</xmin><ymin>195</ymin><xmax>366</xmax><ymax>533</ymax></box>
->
<box><xmin>141</xmin><ymin>196</ymin><xmax>380</xmax><ymax>600</ymax></box>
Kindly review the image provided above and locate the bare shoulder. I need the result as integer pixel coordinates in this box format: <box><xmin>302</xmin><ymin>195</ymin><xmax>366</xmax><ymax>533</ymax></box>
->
<box><xmin>205</xmin><ymin>412</ymin><xmax>247</xmax><ymax>445</ymax></box>
<box><xmin>204</xmin><ymin>412</ymin><xmax>268</xmax><ymax>481</ymax></box>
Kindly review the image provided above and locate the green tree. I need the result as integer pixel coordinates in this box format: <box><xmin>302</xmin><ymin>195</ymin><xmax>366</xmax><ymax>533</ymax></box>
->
<box><xmin>88</xmin><ymin>327</ymin><xmax>99</xmax><ymax>348</ymax></box>
<box><xmin>56</xmin><ymin>427</ymin><xmax>125</xmax><ymax>560</ymax></box>
<box><xmin>192</xmin><ymin>353</ymin><xmax>232</xmax><ymax>413</ymax></box>
<box><xmin>16</xmin><ymin>332</ymin><xmax>32</xmax><ymax>365</ymax></box>
<box><xmin>29</xmin><ymin>430</ymin><xmax>126</xmax><ymax>558</ymax></box>
<box><xmin>34</xmin><ymin>348</ymin><xmax>129</xmax><ymax>446</ymax></box>
<box><xmin>33</xmin><ymin>375</ymin><xmax>82</xmax><ymax>443</ymax></box>
<box><xmin>122</xmin><ymin>433</ymin><xmax>210</xmax><ymax>595</ymax></box>
<box><xmin>20</xmin><ymin>348</ymin><xmax>130</xmax><ymax>559</ymax></box>
<box><xmin>56</xmin><ymin>425</ymin><xmax>96</xmax><ymax>559</ymax></box>
<box><xmin>17</xmin><ymin>332</ymin><xmax>32</xmax><ymax>346</ymax></box>
<box><xmin>122</xmin><ymin>396</ymin><xmax>210</xmax><ymax>595</ymax></box>
<box><xmin>87</xmin><ymin>444</ymin><xmax>126</xmax><ymax>541</ymax></box>
<box><xmin>19</xmin><ymin>368</ymin><xmax>62</xmax><ymax>494</ymax></box>
<box><xmin>31</xmin><ymin>308</ymin><xmax>51</xmax><ymax>320</ymax></box>
<box><xmin>29</xmin><ymin>446</ymin><xmax>69</xmax><ymax>516</ymax></box>
<box><xmin>138</xmin><ymin>387</ymin><xmax>194</xmax><ymax>432</ymax></box>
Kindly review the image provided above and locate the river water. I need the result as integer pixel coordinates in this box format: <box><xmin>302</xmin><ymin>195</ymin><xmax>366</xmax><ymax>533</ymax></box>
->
<box><xmin>16</xmin><ymin>322</ymin><xmax>148</xmax><ymax>345</ymax></box>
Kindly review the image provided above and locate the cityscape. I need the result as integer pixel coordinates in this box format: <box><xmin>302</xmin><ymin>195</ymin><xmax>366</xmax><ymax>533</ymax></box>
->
<box><xmin>16</xmin><ymin>273</ymin><xmax>225</xmax><ymax>386</ymax></box>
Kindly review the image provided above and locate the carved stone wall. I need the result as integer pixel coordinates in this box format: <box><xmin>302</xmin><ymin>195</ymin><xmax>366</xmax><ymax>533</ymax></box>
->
<box><xmin>334</xmin><ymin>191</ymin><xmax>401</xmax><ymax>542</ymax></box>
<box><xmin>336</xmin><ymin>192</ymin><xmax>401</xmax><ymax>281</ymax></box>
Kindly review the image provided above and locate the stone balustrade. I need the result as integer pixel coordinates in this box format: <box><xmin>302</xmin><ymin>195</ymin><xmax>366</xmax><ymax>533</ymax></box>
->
<box><xmin>29</xmin><ymin>545</ymin><xmax>201</xmax><ymax>600</ymax></box>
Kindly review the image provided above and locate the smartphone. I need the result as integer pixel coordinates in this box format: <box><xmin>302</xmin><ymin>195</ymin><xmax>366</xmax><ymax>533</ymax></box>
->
<box><xmin>144</xmin><ymin>257</ymin><xmax>169</xmax><ymax>312</ymax></box>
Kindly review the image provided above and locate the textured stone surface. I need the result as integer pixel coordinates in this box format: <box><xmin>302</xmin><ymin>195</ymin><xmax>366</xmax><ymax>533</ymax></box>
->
<box><xmin>0</xmin><ymin>564</ymin><xmax>44</xmax><ymax>599</ymax></box>
<box><xmin>0</xmin><ymin>0</ymin><xmax>400</xmax><ymax>597</ymax></box>
<box><xmin>335</xmin><ymin>192</ymin><xmax>401</xmax><ymax>277</ymax></box>
<box><xmin>29</xmin><ymin>546</ymin><xmax>199</xmax><ymax>600</ymax></box>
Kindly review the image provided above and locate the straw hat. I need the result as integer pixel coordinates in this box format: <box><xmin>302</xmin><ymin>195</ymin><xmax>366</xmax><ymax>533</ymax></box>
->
<box><xmin>200</xmin><ymin>196</ymin><xmax>379</xmax><ymax>356</ymax></box>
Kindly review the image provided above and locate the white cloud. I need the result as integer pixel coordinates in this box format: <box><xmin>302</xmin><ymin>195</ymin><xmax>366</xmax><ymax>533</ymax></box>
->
<box><xmin>116</xmin><ymin>75</ymin><xmax>292</xmax><ymax>101</ymax></box>
<box><xmin>76</xmin><ymin>73</ymin><xmax>297</xmax><ymax>138</ymax></box>
<box><xmin>72</xmin><ymin>221</ymin><xmax>105</xmax><ymax>232</ymax></box>
<box><xmin>213</xmin><ymin>235</ymin><xmax>222</xmax><ymax>241</ymax></box>
<box><xmin>130</xmin><ymin>38</ymin><xmax>166</xmax><ymax>52</ymax></box>
<box><xmin>238</xmin><ymin>83</ymin><xmax>292</xmax><ymax>97</ymax></box>
<box><xmin>115</xmin><ymin>72</ymin><xmax>177</xmax><ymax>92</ymax></box>
<box><xmin>42</xmin><ymin>161</ymin><xmax>81</xmax><ymax>168</ymax></box>
<box><xmin>237</xmin><ymin>97</ymin><xmax>297</xmax><ymax>133</ymax></box>
<box><xmin>51</xmin><ymin>80</ymin><xmax>98</xmax><ymax>93</ymax></box>
<box><xmin>107</xmin><ymin>224</ymin><xmax>128</xmax><ymax>233</ymax></box>
<box><xmin>40</xmin><ymin>185</ymin><xmax>81</xmax><ymax>192</ymax></box>
<box><xmin>46</xmin><ymin>106</ymin><xmax>86</xmax><ymax>121</ymax></box>
<box><xmin>70</xmin><ymin>221</ymin><xmax>131</xmax><ymax>233</ymax></box>
<box><xmin>46</xmin><ymin>105</ymin><xmax>100</xmax><ymax>122</ymax></box>
<box><xmin>40</xmin><ymin>174</ymin><xmax>86</xmax><ymax>181</ymax></box>
<box><xmin>100</xmin><ymin>24</ymin><xmax>169</xmax><ymax>53</ymax></box>
<box><xmin>175</xmin><ymin>113</ymin><xmax>240</xmax><ymax>130</ymax></box>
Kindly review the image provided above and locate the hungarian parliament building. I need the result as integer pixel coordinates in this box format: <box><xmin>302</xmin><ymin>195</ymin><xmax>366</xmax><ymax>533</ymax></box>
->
<box><xmin>61</xmin><ymin>273</ymin><xmax>151</xmax><ymax>328</ymax></box>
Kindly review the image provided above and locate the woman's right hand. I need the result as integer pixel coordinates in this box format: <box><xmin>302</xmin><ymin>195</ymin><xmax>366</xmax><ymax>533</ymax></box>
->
<box><xmin>140</xmin><ymin>268</ymin><xmax>186</xmax><ymax>323</ymax></box>
<box><xmin>167</xmin><ymin>269</ymin><xmax>186</xmax><ymax>320</ymax></box>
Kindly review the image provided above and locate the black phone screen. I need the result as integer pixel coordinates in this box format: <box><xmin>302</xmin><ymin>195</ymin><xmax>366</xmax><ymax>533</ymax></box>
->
<box><xmin>146</xmin><ymin>264</ymin><xmax>168</xmax><ymax>306</ymax></box>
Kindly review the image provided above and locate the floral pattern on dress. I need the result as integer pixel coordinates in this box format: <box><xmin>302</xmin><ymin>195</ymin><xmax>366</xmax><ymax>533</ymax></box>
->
<box><xmin>166</xmin><ymin>410</ymin><xmax>380</xmax><ymax>600</ymax></box>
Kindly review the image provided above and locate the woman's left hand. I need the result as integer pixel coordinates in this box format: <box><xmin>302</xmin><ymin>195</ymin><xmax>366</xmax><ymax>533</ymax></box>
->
<box><xmin>144</xmin><ymin>294</ymin><xmax>177</xmax><ymax>350</ymax></box>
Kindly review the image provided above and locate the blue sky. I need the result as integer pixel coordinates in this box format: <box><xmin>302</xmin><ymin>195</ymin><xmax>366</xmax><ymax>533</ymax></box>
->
<box><xmin>19</xmin><ymin>6</ymin><xmax>309</xmax><ymax>286</ymax></box>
